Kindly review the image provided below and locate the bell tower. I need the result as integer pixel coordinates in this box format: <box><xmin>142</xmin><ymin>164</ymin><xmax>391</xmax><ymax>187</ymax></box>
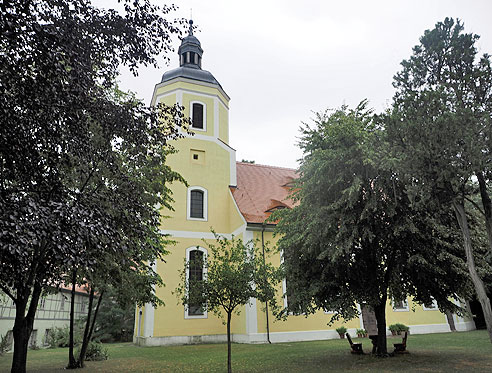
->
<box><xmin>151</xmin><ymin>19</ymin><xmax>238</xmax><ymax>234</ymax></box>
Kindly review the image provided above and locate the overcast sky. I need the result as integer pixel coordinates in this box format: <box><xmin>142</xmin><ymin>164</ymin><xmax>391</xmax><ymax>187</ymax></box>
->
<box><xmin>112</xmin><ymin>0</ymin><xmax>492</xmax><ymax>169</ymax></box>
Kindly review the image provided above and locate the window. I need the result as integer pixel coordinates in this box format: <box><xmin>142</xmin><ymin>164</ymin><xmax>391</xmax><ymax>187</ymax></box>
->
<box><xmin>190</xmin><ymin>101</ymin><xmax>206</xmax><ymax>131</ymax></box>
<box><xmin>29</xmin><ymin>329</ymin><xmax>37</xmax><ymax>348</ymax></box>
<box><xmin>423</xmin><ymin>299</ymin><xmax>438</xmax><ymax>311</ymax></box>
<box><xmin>185</xmin><ymin>247</ymin><xmax>207</xmax><ymax>319</ymax></box>
<box><xmin>6</xmin><ymin>330</ymin><xmax>13</xmax><ymax>351</ymax></box>
<box><xmin>392</xmin><ymin>299</ymin><xmax>409</xmax><ymax>311</ymax></box>
<box><xmin>80</xmin><ymin>300</ymin><xmax>86</xmax><ymax>313</ymax></box>
<box><xmin>39</xmin><ymin>297</ymin><xmax>46</xmax><ymax>309</ymax></box>
<box><xmin>60</xmin><ymin>295</ymin><xmax>65</xmax><ymax>310</ymax></box>
<box><xmin>190</xmin><ymin>190</ymin><xmax>204</xmax><ymax>218</ymax></box>
<box><xmin>187</xmin><ymin>186</ymin><xmax>208</xmax><ymax>221</ymax></box>
<box><xmin>43</xmin><ymin>329</ymin><xmax>51</xmax><ymax>346</ymax></box>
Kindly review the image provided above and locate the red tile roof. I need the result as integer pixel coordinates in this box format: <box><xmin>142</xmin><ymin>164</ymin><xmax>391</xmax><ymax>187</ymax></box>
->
<box><xmin>232</xmin><ymin>162</ymin><xmax>298</xmax><ymax>224</ymax></box>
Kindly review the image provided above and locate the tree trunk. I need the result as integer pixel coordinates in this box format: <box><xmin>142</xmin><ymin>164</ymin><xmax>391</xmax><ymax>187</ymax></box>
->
<box><xmin>445</xmin><ymin>311</ymin><xmax>456</xmax><ymax>331</ymax></box>
<box><xmin>11</xmin><ymin>284</ymin><xmax>42</xmax><ymax>373</ymax></box>
<box><xmin>88</xmin><ymin>290</ymin><xmax>104</xmax><ymax>343</ymax></box>
<box><xmin>67</xmin><ymin>268</ymin><xmax>78</xmax><ymax>369</ymax></box>
<box><xmin>227</xmin><ymin>311</ymin><xmax>232</xmax><ymax>373</ymax></box>
<box><xmin>476</xmin><ymin>171</ymin><xmax>492</xmax><ymax>254</ymax></box>
<box><xmin>453</xmin><ymin>200</ymin><xmax>492</xmax><ymax>343</ymax></box>
<box><xmin>373</xmin><ymin>298</ymin><xmax>388</xmax><ymax>356</ymax></box>
<box><xmin>77</xmin><ymin>287</ymin><xmax>95</xmax><ymax>368</ymax></box>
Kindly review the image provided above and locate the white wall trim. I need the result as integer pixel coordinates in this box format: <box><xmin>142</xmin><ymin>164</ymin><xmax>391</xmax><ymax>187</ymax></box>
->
<box><xmin>161</xmin><ymin>229</ymin><xmax>236</xmax><ymax>240</ymax></box>
<box><xmin>143</xmin><ymin>304</ymin><xmax>154</xmax><ymax>338</ymax></box>
<box><xmin>142</xmin><ymin>261</ymin><xmax>157</xmax><ymax>338</ymax></box>
<box><xmin>422</xmin><ymin>299</ymin><xmax>439</xmax><ymax>311</ymax></box>
<box><xmin>187</xmin><ymin>186</ymin><xmax>208</xmax><ymax>221</ymax></box>
<box><xmin>392</xmin><ymin>298</ymin><xmax>409</xmax><ymax>312</ymax></box>
<box><xmin>184</xmin><ymin>246</ymin><xmax>208</xmax><ymax>319</ymax></box>
<box><xmin>243</xmin><ymin>229</ymin><xmax>258</xmax><ymax>336</ymax></box>
<box><xmin>135</xmin><ymin>320</ymin><xmax>476</xmax><ymax>347</ymax></box>
<box><xmin>190</xmin><ymin>100</ymin><xmax>207</xmax><ymax>132</ymax></box>
<box><xmin>154</xmin><ymin>77</ymin><xmax>230</xmax><ymax>106</ymax></box>
<box><xmin>214</xmin><ymin>97</ymin><xmax>219</xmax><ymax>139</ymax></box>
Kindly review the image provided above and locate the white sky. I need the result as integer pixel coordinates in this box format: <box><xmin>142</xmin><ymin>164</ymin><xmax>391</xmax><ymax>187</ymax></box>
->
<box><xmin>112</xmin><ymin>0</ymin><xmax>492</xmax><ymax>169</ymax></box>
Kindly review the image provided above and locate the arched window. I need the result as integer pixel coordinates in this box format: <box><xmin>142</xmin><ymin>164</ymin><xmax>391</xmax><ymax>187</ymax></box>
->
<box><xmin>185</xmin><ymin>246</ymin><xmax>207</xmax><ymax>319</ymax></box>
<box><xmin>191</xmin><ymin>101</ymin><xmax>206</xmax><ymax>131</ymax></box>
<box><xmin>187</xmin><ymin>186</ymin><xmax>207</xmax><ymax>221</ymax></box>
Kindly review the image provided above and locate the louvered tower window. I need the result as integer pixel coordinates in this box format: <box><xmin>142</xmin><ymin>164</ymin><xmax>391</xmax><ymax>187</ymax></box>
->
<box><xmin>192</xmin><ymin>103</ymin><xmax>204</xmax><ymax>129</ymax></box>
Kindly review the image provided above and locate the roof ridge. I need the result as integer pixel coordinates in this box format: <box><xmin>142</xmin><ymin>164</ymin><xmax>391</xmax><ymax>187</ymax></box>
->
<box><xmin>236</xmin><ymin>162</ymin><xmax>297</xmax><ymax>171</ymax></box>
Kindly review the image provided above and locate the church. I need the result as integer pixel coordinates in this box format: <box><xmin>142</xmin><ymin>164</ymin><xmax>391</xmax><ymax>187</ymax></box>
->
<box><xmin>134</xmin><ymin>21</ymin><xmax>475</xmax><ymax>346</ymax></box>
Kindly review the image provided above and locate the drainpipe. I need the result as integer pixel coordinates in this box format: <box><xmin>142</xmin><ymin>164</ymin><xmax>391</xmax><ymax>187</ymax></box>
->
<box><xmin>261</xmin><ymin>223</ymin><xmax>271</xmax><ymax>344</ymax></box>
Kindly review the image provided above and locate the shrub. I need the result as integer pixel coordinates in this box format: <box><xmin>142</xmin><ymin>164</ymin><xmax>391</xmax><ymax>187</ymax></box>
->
<box><xmin>356</xmin><ymin>328</ymin><xmax>367</xmax><ymax>337</ymax></box>
<box><xmin>46</xmin><ymin>324</ymin><xmax>83</xmax><ymax>348</ymax></box>
<box><xmin>82</xmin><ymin>341</ymin><xmax>108</xmax><ymax>361</ymax></box>
<box><xmin>388</xmin><ymin>323</ymin><xmax>409</xmax><ymax>334</ymax></box>
<box><xmin>0</xmin><ymin>332</ymin><xmax>11</xmax><ymax>356</ymax></box>
<box><xmin>335</xmin><ymin>326</ymin><xmax>347</xmax><ymax>335</ymax></box>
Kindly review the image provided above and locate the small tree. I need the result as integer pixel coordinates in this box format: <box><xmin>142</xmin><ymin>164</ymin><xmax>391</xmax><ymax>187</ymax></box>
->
<box><xmin>176</xmin><ymin>234</ymin><xmax>282</xmax><ymax>373</ymax></box>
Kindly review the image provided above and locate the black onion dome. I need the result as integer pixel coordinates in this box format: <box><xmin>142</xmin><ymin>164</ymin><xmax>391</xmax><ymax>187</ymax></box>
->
<box><xmin>161</xmin><ymin>19</ymin><xmax>224</xmax><ymax>92</ymax></box>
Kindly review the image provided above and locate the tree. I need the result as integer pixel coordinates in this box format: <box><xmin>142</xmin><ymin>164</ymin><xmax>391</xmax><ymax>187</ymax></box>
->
<box><xmin>176</xmin><ymin>234</ymin><xmax>282</xmax><ymax>373</ymax></box>
<box><xmin>386</xmin><ymin>17</ymin><xmax>492</xmax><ymax>342</ymax></box>
<box><xmin>0</xmin><ymin>1</ymin><xmax>189</xmax><ymax>372</ymax></box>
<box><xmin>274</xmin><ymin>102</ymin><xmax>471</xmax><ymax>355</ymax></box>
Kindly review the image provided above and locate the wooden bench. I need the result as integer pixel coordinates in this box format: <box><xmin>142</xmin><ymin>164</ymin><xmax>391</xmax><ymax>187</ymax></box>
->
<box><xmin>346</xmin><ymin>333</ymin><xmax>364</xmax><ymax>354</ymax></box>
<box><xmin>393</xmin><ymin>331</ymin><xmax>408</xmax><ymax>353</ymax></box>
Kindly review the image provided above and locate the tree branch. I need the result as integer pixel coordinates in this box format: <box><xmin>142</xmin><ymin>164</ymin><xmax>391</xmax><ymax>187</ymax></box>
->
<box><xmin>464</xmin><ymin>196</ymin><xmax>485</xmax><ymax>216</ymax></box>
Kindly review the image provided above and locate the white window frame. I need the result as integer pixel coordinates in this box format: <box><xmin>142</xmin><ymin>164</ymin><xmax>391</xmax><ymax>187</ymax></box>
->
<box><xmin>190</xmin><ymin>101</ymin><xmax>207</xmax><ymax>132</ymax></box>
<box><xmin>392</xmin><ymin>298</ymin><xmax>409</xmax><ymax>312</ymax></box>
<box><xmin>187</xmin><ymin>186</ymin><xmax>208</xmax><ymax>221</ymax></box>
<box><xmin>184</xmin><ymin>246</ymin><xmax>208</xmax><ymax>319</ymax></box>
<box><xmin>282</xmin><ymin>277</ymin><xmax>288</xmax><ymax>309</ymax></box>
<box><xmin>423</xmin><ymin>299</ymin><xmax>438</xmax><ymax>311</ymax></box>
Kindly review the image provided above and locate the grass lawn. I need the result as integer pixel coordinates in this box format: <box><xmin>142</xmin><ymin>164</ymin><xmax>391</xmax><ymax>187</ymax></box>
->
<box><xmin>1</xmin><ymin>330</ymin><xmax>491</xmax><ymax>372</ymax></box>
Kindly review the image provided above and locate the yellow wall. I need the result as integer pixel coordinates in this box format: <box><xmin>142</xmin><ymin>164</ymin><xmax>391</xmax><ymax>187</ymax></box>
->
<box><xmin>253</xmin><ymin>230</ymin><xmax>360</xmax><ymax>333</ymax></box>
<box><xmin>153</xmin><ymin>237</ymin><xmax>246</xmax><ymax>337</ymax></box>
<box><xmin>218</xmin><ymin>103</ymin><xmax>229</xmax><ymax>143</ymax></box>
<box><xmin>386</xmin><ymin>298</ymin><xmax>448</xmax><ymax>326</ymax></box>
<box><xmin>149</xmin><ymin>74</ymin><xmax>247</xmax><ymax>338</ymax></box>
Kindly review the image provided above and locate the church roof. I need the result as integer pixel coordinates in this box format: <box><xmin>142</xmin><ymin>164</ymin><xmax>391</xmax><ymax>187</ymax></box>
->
<box><xmin>232</xmin><ymin>162</ymin><xmax>298</xmax><ymax>224</ymax></box>
<box><xmin>161</xmin><ymin>66</ymin><xmax>222</xmax><ymax>87</ymax></box>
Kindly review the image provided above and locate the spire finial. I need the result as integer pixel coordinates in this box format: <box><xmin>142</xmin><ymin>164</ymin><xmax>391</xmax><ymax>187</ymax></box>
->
<box><xmin>188</xmin><ymin>16</ymin><xmax>193</xmax><ymax>36</ymax></box>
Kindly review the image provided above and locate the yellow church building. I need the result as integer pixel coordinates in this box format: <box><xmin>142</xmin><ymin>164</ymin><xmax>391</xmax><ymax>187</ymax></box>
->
<box><xmin>134</xmin><ymin>21</ymin><xmax>475</xmax><ymax>346</ymax></box>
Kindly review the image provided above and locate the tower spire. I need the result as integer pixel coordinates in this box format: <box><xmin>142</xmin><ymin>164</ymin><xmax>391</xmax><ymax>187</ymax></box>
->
<box><xmin>188</xmin><ymin>18</ymin><xmax>193</xmax><ymax>36</ymax></box>
<box><xmin>178</xmin><ymin>18</ymin><xmax>203</xmax><ymax>69</ymax></box>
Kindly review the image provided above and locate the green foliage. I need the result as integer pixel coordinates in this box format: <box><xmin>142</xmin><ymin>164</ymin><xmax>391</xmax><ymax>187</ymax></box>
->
<box><xmin>176</xmin><ymin>233</ymin><xmax>282</xmax><ymax>372</ymax></box>
<box><xmin>335</xmin><ymin>326</ymin><xmax>347</xmax><ymax>335</ymax></box>
<box><xmin>77</xmin><ymin>341</ymin><xmax>108</xmax><ymax>361</ymax></box>
<box><xmin>274</xmin><ymin>101</ymin><xmax>470</xmax><ymax>354</ymax></box>
<box><xmin>386</xmin><ymin>17</ymin><xmax>492</xmax><ymax>341</ymax></box>
<box><xmin>0</xmin><ymin>0</ymin><xmax>189</xmax><ymax>370</ymax></box>
<box><xmin>46</xmin><ymin>325</ymin><xmax>84</xmax><ymax>349</ymax></box>
<box><xmin>176</xmin><ymin>233</ymin><xmax>283</xmax><ymax>321</ymax></box>
<box><xmin>356</xmin><ymin>328</ymin><xmax>368</xmax><ymax>337</ymax></box>
<box><xmin>91</xmin><ymin>288</ymin><xmax>135</xmax><ymax>343</ymax></box>
<box><xmin>388</xmin><ymin>323</ymin><xmax>409</xmax><ymax>333</ymax></box>
<box><xmin>0</xmin><ymin>332</ymin><xmax>10</xmax><ymax>356</ymax></box>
